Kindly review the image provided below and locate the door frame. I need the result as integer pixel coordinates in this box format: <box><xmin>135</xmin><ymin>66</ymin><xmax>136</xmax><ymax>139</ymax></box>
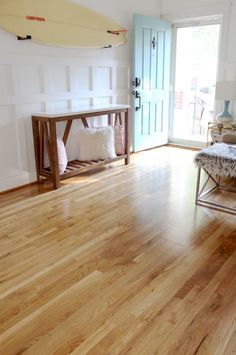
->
<box><xmin>168</xmin><ymin>17</ymin><xmax>223</xmax><ymax>148</ymax></box>
<box><xmin>165</xmin><ymin>5</ymin><xmax>230</xmax><ymax>148</ymax></box>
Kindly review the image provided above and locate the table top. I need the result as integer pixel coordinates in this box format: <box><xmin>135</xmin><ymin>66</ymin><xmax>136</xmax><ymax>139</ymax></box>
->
<box><xmin>32</xmin><ymin>104</ymin><xmax>130</xmax><ymax>118</ymax></box>
<box><xmin>208</xmin><ymin>121</ymin><xmax>236</xmax><ymax>129</ymax></box>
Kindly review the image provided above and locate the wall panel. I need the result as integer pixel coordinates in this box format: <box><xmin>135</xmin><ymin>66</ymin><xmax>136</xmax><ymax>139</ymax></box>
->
<box><xmin>0</xmin><ymin>56</ymin><xmax>130</xmax><ymax>191</ymax></box>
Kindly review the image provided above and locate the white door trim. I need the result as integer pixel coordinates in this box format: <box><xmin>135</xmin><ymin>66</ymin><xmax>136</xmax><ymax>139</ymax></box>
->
<box><xmin>168</xmin><ymin>17</ymin><xmax>223</xmax><ymax>147</ymax></box>
<box><xmin>163</xmin><ymin>2</ymin><xmax>232</xmax><ymax>147</ymax></box>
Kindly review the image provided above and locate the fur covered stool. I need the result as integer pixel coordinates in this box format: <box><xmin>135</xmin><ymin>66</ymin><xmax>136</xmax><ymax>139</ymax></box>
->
<box><xmin>194</xmin><ymin>143</ymin><xmax>236</xmax><ymax>213</ymax></box>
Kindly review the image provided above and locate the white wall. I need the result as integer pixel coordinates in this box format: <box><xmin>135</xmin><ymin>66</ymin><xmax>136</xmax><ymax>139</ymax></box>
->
<box><xmin>0</xmin><ymin>0</ymin><xmax>160</xmax><ymax>192</ymax></box>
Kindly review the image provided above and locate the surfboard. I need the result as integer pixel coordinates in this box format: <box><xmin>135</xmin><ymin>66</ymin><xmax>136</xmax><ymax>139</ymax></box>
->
<box><xmin>0</xmin><ymin>0</ymin><xmax>127</xmax><ymax>48</ymax></box>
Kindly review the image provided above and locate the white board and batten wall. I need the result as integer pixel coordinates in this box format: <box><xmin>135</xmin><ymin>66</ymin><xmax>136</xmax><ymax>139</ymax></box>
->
<box><xmin>0</xmin><ymin>0</ymin><xmax>161</xmax><ymax>192</ymax></box>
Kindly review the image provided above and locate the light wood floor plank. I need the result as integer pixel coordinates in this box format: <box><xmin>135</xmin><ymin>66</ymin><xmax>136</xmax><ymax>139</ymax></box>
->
<box><xmin>0</xmin><ymin>147</ymin><xmax>235</xmax><ymax>355</ymax></box>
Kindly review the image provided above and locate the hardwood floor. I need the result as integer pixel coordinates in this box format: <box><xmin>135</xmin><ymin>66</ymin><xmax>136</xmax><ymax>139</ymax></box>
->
<box><xmin>0</xmin><ymin>146</ymin><xmax>235</xmax><ymax>355</ymax></box>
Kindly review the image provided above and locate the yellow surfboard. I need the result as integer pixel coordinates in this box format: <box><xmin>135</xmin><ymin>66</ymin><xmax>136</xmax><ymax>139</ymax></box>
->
<box><xmin>0</xmin><ymin>0</ymin><xmax>127</xmax><ymax>48</ymax></box>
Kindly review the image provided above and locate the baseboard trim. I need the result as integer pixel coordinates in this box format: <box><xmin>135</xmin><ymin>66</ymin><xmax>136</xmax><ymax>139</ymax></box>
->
<box><xmin>166</xmin><ymin>143</ymin><xmax>201</xmax><ymax>151</ymax></box>
<box><xmin>0</xmin><ymin>181</ymin><xmax>38</xmax><ymax>195</ymax></box>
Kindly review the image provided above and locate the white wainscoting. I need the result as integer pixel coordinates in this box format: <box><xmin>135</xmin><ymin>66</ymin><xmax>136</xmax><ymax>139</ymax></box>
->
<box><xmin>0</xmin><ymin>55</ymin><xmax>130</xmax><ymax>191</ymax></box>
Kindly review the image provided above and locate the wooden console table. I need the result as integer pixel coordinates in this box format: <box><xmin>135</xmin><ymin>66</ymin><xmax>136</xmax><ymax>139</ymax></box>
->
<box><xmin>32</xmin><ymin>104</ymin><xmax>130</xmax><ymax>189</ymax></box>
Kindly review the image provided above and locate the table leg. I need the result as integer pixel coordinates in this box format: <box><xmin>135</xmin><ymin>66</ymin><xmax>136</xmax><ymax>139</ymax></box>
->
<box><xmin>49</xmin><ymin>121</ymin><xmax>60</xmax><ymax>189</ymax></box>
<box><xmin>108</xmin><ymin>114</ymin><xmax>113</xmax><ymax>126</ymax></box>
<box><xmin>32</xmin><ymin>119</ymin><xmax>41</xmax><ymax>183</ymax></box>
<box><xmin>39</xmin><ymin>122</ymin><xmax>45</xmax><ymax>171</ymax></box>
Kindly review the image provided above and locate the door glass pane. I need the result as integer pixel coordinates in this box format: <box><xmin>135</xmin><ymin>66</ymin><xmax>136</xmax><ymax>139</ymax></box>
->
<box><xmin>173</xmin><ymin>24</ymin><xmax>220</xmax><ymax>143</ymax></box>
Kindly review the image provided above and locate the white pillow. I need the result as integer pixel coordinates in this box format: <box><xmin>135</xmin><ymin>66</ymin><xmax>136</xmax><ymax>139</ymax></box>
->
<box><xmin>78</xmin><ymin>127</ymin><xmax>116</xmax><ymax>161</ymax></box>
<box><xmin>113</xmin><ymin>125</ymin><xmax>125</xmax><ymax>155</ymax></box>
<box><xmin>57</xmin><ymin>137</ymin><xmax>68</xmax><ymax>174</ymax></box>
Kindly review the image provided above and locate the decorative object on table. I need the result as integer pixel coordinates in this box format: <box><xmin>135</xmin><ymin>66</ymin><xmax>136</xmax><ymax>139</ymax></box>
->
<box><xmin>78</xmin><ymin>127</ymin><xmax>116</xmax><ymax>161</ymax></box>
<box><xmin>113</xmin><ymin>125</ymin><xmax>125</xmax><ymax>155</ymax></box>
<box><xmin>222</xmin><ymin>133</ymin><xmax>236</xmax><ymax>144</ymax></box>
<box><xmin>195</xmin><ymin>143</ymin><xmax>236</xmax><ymax>214</ymax></box>
<box><xmin>57</xmin><ymin>138</ymin><xmax>68</xmax><ymax>174</ymax></box>
<box><xmin>215</xmin><ymin>81</ymin><xmax>236</xmax><ymax>123</ymax></box>
<box><xmin>207</xmin><ymin>121</ymin><xmax>236</xmax><ymax>145</ymax></box>
<box><xmin>0</xmin><ymin>0</ymin><xmax>127</xmax><ymax>48</ymax></box>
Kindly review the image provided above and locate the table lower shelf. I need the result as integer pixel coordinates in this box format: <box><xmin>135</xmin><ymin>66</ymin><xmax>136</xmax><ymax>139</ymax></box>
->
<box><xmin>40</xmin><ymin>154</ymin><xmax>128</xmax><ymax>181</ymax></box>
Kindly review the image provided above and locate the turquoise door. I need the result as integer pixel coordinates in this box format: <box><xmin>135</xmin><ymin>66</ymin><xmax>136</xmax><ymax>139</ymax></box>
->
<box><xmin>133</xmin><ymin>14</ymin><xmax>171</xmax><ymax>152</ymax></box>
